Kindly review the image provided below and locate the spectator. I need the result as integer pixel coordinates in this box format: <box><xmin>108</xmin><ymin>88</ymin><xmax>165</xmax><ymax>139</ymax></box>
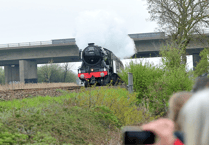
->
<box><xmin>168</xmin><ymin>92</ymin><xmax>193</xmax><ymax>131</ymax></box>
<box><xmin>192</xmin><ymin>76</ymin><xmax>209</xmax><ymax>92</ymax></box>
<box><xmin>141</xmin><ymin>118</ymin><xmax>183</xmax><ymax>145</ymax></box>
<box><xmin>177</xmin><ymin>88</ymin><xmax>209</xmax><ymax>145</ymax></box>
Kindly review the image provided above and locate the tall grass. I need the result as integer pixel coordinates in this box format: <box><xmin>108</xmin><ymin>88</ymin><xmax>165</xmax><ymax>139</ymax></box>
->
<box><xmin>0</xmin><ymin>86</ymin><xmax>155</xmax><ymax>144</ymax></box>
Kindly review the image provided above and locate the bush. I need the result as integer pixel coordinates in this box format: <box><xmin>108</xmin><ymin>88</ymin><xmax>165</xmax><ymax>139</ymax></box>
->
<box><xmin>118</xmin><ymin>60</ymin><xmax>164</xmax><ymax>102</ymax></box>
<box><xmin>2</xmin><ymin>103</ymin><xmax>119</xmax><ymax>144</ymax></box>
<box><xmin>0</xmin><ymin>123</ymin><xmax>28</xmax><ymax>144</ymax></box>
<box><xmin>65</xmin><ymin>86</ymin><xmax>152</xmax><ymax>126</ymax></box>
<box><xmin>119</xmin><ymin>43</ymin><xmax>195</xmax><ymax>116</ymax></box>
<box><xmin>147</xmin><ymin>65</ymin><xmax>194</xmax><ymax>116</ymax></box>
<box><xmin>147</xmin><ymin>43</ymin><xmax>195</xmax><ymax>116</ymax></box>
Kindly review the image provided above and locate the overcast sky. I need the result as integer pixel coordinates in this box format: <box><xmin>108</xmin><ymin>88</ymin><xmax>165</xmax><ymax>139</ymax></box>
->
<box><xmin>0</xmin><ymin>0</ymin><xmax>157</xmax><ymax>44</ymax></box>
<box><xmin>0</xmin><ymin>0</ymin><xmax>193</xmax><ymax>72</ymax></box>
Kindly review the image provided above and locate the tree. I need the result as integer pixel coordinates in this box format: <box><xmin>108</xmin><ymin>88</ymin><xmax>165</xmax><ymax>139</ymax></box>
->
<box><xmin>194</xmin><ymin>48</ymin><xmax>209</xmax><ymax>76</ymax></box>
<box><xmin>0</xmin><ymin>67</ymin><xmax>5</xmax><ymax>84</ymax></box>
<box><xmin>146</xmin><ymin>0</ymin><xmax>209</xmax><ymax>64</ymax></box>
<box><xmin>37</xmin><ymin>63</ymin><xmax>77</xmax><ymax>83</ymax></box>
<box><xmin>62</xmin><ymin>63</ymin><xmax>75</xmax><ymax>82</ymax></box>
<box><xmin>37</xmin><ymin>60</ymin><xmax>54</xmax><ymax>83</ymax></box>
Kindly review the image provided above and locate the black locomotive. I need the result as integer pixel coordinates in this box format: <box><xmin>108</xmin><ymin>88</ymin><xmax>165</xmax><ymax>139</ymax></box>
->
<box><xmin>78</xmin><ymin>43</ymin><xmax>124</xmax><ymax>87</ymax></box>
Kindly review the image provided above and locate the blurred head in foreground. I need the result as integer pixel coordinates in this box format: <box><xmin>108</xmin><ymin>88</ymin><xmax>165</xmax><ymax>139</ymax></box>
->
<box><xmin>168</xmin><ymin>91</ymin><xmax>193</xmax><ymax>131</ymax></box>
<box><xmin>192</xmin><ymin>76</ymin><xmax>209</xmax><ymax>92</ymax></box>
<box><xmin>177</xmin><ymin>88</ymin><xmax>209</xmax><ymax>145</ymax></box>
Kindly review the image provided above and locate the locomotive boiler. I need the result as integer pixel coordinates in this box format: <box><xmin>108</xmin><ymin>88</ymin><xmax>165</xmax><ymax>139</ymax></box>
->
<box><xmin>78</xmin><ymin>43</ymin><xmax>124</xmax><ymax>87</ymax></box>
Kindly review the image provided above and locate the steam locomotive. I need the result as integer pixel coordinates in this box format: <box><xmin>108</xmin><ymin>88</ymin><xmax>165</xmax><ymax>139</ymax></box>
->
<box><xmin>78</xmin><ymin>43</ymin><xmax>124</xmax><ymax>87</ymax></box>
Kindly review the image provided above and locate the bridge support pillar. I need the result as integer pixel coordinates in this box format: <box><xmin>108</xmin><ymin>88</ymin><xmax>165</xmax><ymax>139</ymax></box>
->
<box><xmin>193</xmin><ymin>53</ymin><xmax>201</xmax><ymax>70</ymax></box>
<box><xmin>4</xmin><ymin>65</ymin><xmax>20</xmax><ymax>84</ymax></box>
<box><xmin>19</xmin><ymin>60</ymin><xmax>37</xmax><ymax>83</ymax></box>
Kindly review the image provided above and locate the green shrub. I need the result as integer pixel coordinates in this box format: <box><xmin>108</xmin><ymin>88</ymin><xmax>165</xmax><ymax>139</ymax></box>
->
<box><xmin>31</xmin><ymin>131</ymin><xmax>57</xmax><ymax>144</ymax></box>
<box><xmin>0</xmin><ymin>123</ymin><xmax>28</xmax><ymax>144</ymax></box>
<box><xmin>119</xmin><ymin>43</ymin><xmax>195</xmax><ymax>116</ymax></box>
<box><xmin>92</xmin><ymin>105</ymin><xmax>121</xmax><ymax>128</ymax></box>
<box><xmin>147</xmin><ymin>65</ymin><xmax>194</xmax><ymax>116</ymax></box>
<box><xmin>119</xmin><ymin>60</ymin><xmax>164</xmax><ymax>102</ymax></box>
<box><xmin>65</xmin><ymin>86</ymin><xmax>149</xmax><ymax>126</ymax></box>
<box><xmin>147</xmin><ymin>43</ymin><xmax>195</xmax><ymax>116</ymax></box>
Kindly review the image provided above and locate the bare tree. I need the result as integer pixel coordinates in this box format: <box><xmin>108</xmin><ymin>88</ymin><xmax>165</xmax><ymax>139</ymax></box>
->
<box><xmin>44</xmin><ymin>59</ymin><xmax>53</xmax><ymax>83</ymax></box>
<box><xmin>62</xmin><ymin>63</ymin><xmax>75</xmax><ymax>82</ymax></box>
<box><xmin>146</xmin><ymin>0</ymin><xmax>209</xmax><ymax>64</ymax></box>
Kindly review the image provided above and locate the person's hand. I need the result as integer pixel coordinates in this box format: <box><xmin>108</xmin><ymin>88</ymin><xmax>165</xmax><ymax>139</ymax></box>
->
<box><xmin>141</xmin><ymin>118</ymin><xmax>176</xmax><ymax>145</ymax></box>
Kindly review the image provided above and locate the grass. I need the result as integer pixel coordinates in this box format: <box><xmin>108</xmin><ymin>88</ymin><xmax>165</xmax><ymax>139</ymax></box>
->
<box><xmin>0</xmin><ymin>86</ymin><xmax>159</xmax><ymax>144</ymax></box>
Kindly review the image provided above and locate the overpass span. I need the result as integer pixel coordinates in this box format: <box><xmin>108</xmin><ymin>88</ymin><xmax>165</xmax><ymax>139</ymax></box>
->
<box><xmin>1</xmin><ymin>39</ymin><xmax>79</xmax><ymax>84</ymax></box>
<box><xmin>1</xmin><ymin>32</ymin><xmax>205</xmax><ymax>84</ymax></box>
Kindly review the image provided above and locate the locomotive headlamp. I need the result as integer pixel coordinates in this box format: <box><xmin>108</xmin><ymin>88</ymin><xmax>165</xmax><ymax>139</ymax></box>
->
<box><xmin>80</xmin><ymin>74</ymin><xmax>85</xmax><ymax>79</ymax></box>
<box><xmin>100</xmin><ymin>72</ymin><xmax>105</xmax><ymax>77</ymax></box>
<box><xmin>91</xmin><ymin>69</ymin><xmax>94</xmax><ymax>71</ymax></box>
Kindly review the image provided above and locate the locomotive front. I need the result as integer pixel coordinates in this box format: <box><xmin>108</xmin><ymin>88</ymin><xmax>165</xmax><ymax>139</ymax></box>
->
<box><xmin>78</xmin><ymin>43</ymin><xmax>109</xmax><ymax>87</ymax></box>
<box><xmin>82</xmin><ymin>43</ymin><xmax>102</xmax><ymax>65</ymax></box>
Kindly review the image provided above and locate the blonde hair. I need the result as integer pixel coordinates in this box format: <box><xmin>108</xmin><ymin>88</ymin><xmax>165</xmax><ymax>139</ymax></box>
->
<box><xmin>178</xmin><ymin>88</ymin><xmax>209</xmax><ymax>145</ymax></box>
<box><xmin>168</xmin><ymin>92</ymin><xmax>193</xmax><ymax>130</ymax></box>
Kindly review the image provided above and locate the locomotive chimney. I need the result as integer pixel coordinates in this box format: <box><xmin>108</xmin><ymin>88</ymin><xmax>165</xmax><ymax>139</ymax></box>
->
<box><xmin>88</xmin><ymin>43</ymin><xmax>94</xmax><ymax>46</ymax></box>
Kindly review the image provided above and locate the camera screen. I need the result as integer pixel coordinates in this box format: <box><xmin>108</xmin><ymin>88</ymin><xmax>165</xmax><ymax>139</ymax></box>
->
<box><xmin>124</xmin><ymin>131</ymin><xmax>155</xmax><ymax>144</ymax></box>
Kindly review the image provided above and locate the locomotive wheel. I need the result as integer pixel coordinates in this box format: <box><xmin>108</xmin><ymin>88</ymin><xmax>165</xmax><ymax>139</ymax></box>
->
<box><xmin>104</xmin><ymin>75</ymin><xmax>110</xmax><ymax>85</ymax></box>
<box><xmin>111</xmin><ymin>73</ymin><xmax>120</xmax><ymax>86</ymax></box>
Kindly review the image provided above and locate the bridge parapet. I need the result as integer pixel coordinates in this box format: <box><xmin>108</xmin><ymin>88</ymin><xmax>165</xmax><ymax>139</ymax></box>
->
<box><xmin>0</xmin><ymin>33</ymin><xmax>167</xmax><ymax>49</ymax></box>
<box><xmin>0</xmin><ymin>41</ymin><xmax>52</xmax><ymax>48</ymax></box>
<box><xmin>129</xmin><ymin>32</ymin><xmax>165</xmax><ymax>40</ymax></box>
<box><xmin>0</xmin><ymin>38</ymin><xmax>77</xmax><ymax>49</ymax></box>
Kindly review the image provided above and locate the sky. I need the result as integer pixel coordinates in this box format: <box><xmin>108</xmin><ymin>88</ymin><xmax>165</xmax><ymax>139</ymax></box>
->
<box><xmin>0</xmin><ymin>0</ymin><xmax>193</xmax><ymax>72</ymax></box>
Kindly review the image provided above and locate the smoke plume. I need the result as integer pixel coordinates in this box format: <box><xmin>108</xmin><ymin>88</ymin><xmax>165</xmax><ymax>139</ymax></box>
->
<box><xmin>75</xmin><ymin>10</ymin><xmax>135</xmax><ymax>59</ymax></box>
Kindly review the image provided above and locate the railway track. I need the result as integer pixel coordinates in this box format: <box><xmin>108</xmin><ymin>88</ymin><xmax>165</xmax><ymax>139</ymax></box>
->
<box><xmin>0</xmin><ymin>85</ymin><xmax>82</xmax><ymax>92</ymax></box>
<box><xmin>0</xmin><ymin>85</ymin><xmax>126</xmax><ymax>101</ymax></box>
<box><xmin>0</xmin><ymin>85</ymin><xmax>83</xmax><ymax>101</ymax></box>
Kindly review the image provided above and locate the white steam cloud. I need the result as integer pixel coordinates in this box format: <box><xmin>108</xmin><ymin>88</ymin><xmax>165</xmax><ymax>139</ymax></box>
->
<box><xmin>75</xmin><ymin>10</ymin><xmax>135</xmax><ymax>59</ymax></box>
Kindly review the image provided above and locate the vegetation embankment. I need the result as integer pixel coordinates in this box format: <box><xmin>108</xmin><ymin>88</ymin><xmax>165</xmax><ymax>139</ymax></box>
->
<box><xmin>0</xmin><ymin>86</ymin><xmax>156</xmax><ymax>145</ymax></box>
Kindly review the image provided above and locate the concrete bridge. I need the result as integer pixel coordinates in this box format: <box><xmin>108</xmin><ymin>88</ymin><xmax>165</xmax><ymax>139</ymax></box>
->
<box><xmin>1</xmin><ymin>40</ymin><xmax>79</xmax><ymax>84</ymax></box>
<box><xmin>130</xmin><ymin>32</ymin><xmax>205</xmax><ymax>69</ymax></box>
<box><xmin>1</xmin><ymin>32</ymin><xmax>205</xmax><ymax>84</ymax></box>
